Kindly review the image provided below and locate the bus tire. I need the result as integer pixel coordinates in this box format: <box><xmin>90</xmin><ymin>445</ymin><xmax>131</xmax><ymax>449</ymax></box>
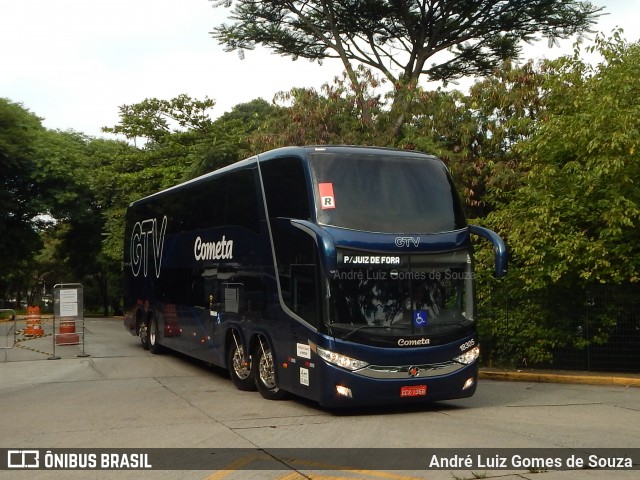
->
<box><xmin>253</xmin><ymin>339</ymin><xmax>287</xmax><ymax>401</ymax></box>
<box><xmin>227</xmin><ymin>339</ymin><xmax>256</xmax><ymax>391</ymax></box>
<box><xmin>148</xmin><ymin>316</ymin><xmax>162</xmax><ymax>354</ymax></box>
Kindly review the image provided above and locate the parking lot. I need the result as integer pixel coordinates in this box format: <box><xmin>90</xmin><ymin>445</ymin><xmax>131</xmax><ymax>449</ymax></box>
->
<box><xmin>1</xmin><ymin>317</ymin><xmax>639</xmax><ymax>479</ymax></box>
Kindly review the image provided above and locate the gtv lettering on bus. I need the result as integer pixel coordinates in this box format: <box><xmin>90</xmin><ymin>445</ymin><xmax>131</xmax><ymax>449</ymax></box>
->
<box><xmin>194</xmin><ymin>236</ymin><xmax>234</xmax><ymax>261</ymax></box>
<box><xmin>130</xmin><ymin>216</ymin><xmax>167</xmax><ymax>278</ymax></box>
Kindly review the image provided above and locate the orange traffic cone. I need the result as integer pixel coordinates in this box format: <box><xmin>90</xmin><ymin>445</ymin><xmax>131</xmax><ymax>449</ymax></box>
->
<box><xmin>56</xmin><ymin>317</ymin><xmax>80</xmax><ymax>345</ymax></box>
<box><xmin>24</xmin><ymin>305</ymin><xmax>44</xmax><ymax>336</ymax></box>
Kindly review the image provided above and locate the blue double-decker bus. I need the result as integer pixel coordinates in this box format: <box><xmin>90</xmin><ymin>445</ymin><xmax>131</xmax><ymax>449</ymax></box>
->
<box><xmin>123</xmin><ymin>145</ymin><xmax>506</xmax><ymax>407</ymax></box>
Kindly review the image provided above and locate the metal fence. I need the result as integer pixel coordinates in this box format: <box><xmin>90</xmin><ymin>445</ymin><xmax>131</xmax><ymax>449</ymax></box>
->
<box><xmin>480</xmin><ymin>283</ymin><xmax>640</xmax><ymax>373</ymax></box>
<box><xmin>1</xmin><ymin>309</ymin><xmax>17</xmax><ymax>362</ymax></box>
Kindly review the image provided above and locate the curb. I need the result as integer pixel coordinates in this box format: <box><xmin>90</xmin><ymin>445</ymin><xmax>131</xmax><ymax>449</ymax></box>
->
<box><xmin>479</xmin><ymin>368</ymin><xmax>640</xmax><ymax>388</ymax></box>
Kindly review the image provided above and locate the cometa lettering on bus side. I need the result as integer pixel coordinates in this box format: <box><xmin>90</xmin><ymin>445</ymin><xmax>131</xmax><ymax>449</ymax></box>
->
<box><xmin>194</xmin><ymin>236</ymin><xmax>234</xmax><ymax>261</ymax></box>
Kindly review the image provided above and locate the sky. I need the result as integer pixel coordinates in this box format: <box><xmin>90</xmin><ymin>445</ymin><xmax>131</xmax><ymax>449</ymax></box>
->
<box><xmin>2</xmin><ymin>0</ymin><xmax>640</xmax><ymax>139</ymax></box>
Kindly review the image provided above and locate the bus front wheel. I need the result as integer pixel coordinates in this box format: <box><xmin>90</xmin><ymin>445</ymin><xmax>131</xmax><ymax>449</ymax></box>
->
<box><xmin>253</xmin><ymin>340</ymin><xmax>286</xmax><ymax>401</ymax></box>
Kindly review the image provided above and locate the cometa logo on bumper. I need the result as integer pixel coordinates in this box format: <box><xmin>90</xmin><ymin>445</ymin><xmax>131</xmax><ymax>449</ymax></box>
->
<box><xmin>398</xmin><ymin>338</ymin><xmax>430</xmax><ymax>346</ymax></box>
<box><xmin>194</xmin><ymin>236</ymin><xmax>234</xmax><ymax>261</ymax></box>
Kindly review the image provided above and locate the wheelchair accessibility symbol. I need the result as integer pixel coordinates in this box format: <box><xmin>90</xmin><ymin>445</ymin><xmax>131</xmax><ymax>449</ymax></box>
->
<box><xmin>413</xmin><ymin>310</ymin><xmax>428</xmax><ymax>327</ymax></box>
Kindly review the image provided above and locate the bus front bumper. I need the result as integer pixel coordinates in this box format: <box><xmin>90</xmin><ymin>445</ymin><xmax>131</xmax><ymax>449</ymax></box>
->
<box><xmin>316</xmin><ymin>361</ymin><xmax>478</xmax><ymax>408</ymax></box>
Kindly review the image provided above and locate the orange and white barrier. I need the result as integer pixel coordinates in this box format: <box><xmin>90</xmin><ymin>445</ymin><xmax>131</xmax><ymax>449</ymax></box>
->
<box><xmin>56</xmin><ymin>317</ymin><xmax>80</xmax><ymax>345</ymax></box>
<box><xmin>24</xmin><ymin>305</ymin><xmax>44</xmax><ymax>336</ymax></box>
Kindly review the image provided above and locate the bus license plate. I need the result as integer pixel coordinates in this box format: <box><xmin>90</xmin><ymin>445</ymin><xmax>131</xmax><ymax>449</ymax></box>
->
<box><xmin>400</xmin><ymin>385</ymin><xmax>427</xmax><ymax>397</ymax></box>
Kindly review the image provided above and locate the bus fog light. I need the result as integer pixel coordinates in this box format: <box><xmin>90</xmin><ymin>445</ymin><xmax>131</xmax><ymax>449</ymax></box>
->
<box><xmin>462</xmin><ymin>377</ymin><xmax>475</xmax><ymax>390</ymax></box>
<box><xmin>336</xmin><ymin>385</ymin><xmax>353</xmax><ymax>398</ymax></box>
<box><xmin>454</xmin><ymin>345</ymin><xmax>480</xmax><ymax>365</ymax></box>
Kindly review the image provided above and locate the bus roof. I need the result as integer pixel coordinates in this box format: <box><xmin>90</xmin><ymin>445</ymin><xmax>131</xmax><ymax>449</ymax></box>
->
<box><xmin>129</xmin><ymin>145</ymin><xmax>439</xmax><ymax>207</ymax></box>
<box><xmin>257</xmin><ymin>145</ymin><xmax>438</xmax><ymax>161</ymax></box>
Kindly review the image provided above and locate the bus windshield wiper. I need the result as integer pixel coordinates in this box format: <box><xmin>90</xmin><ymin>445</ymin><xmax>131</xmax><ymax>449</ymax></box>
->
<box><xmin>339</xmin><ymin>324</ymin><xmax>409</xmax><ymax>341</ymax></box>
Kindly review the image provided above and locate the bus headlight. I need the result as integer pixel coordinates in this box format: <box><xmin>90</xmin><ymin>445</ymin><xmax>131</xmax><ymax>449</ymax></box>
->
<box><xmin>454</xmin><ymin>346</ymin><xmax>480</xmax><ymax>365</ymax></box>
<box><xmin>316</xmin><ymin>346</ymin><xmax>369</xmax><ymax>371</ymax></box>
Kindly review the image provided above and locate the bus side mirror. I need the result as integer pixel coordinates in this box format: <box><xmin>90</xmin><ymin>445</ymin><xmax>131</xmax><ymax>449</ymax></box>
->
<box><xmin>290</xmin><ymin>219</ymin><xmax>337</xmax><ymax>276</ymax></box>
<box><xmin>469</xmin><ymin>225</ymin><xmax>508</xmax><ymax>278</ymax></box>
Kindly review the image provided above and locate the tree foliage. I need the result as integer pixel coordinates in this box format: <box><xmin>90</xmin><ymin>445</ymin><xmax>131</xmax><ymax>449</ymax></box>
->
<box><xmin>211</xmin><ymin>0</ymin><xmax>601</xmax><ymax>133</ymax></box>
<box><xmin>102</xmin><ymin>94</ymin><xmax>216</xmax><ymax>143</ymax></box>
<box><xmin>480</xmin><ymin>32</ymin><xmax>640</xmax><ymax>364</ymax></box>
<box><xmin>399</xmin><ymin>59</ymin><xmax>548</xmax><ymax>217</ymax></box>
<box><xmin>0</xmin><ymin>99</ymin><xmax>46</xmax><ymax>277</ymax></box>
<box><xmin>489</xmin><ymin>32</ymin><xmax>640</xmax><ymax>288</ymax></box>
<box><xmin>248</xmin><ymin>67</ymin><xmax>387</xmax><ymax>151</ymax></box>
<box><xmin>4</xmin><ymin>26</ymin><xmax>638</xmax><ymax>369</ymax></box>
<box><xmin>213</xmin><ymin>0</ymin><xmax>600</xmax><ymax>82</ymax></box>
<box><xmin>190</xmin><ymin>98</ymin><xmax>280</xmax><ymax>176</ymax></box>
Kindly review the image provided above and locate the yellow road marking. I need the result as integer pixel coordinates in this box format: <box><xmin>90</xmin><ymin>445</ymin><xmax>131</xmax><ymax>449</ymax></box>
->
<box><xmin>203</xmin><ymin>454</ymin><xmax>273</xmax><ymax>480</ymax></box>
<box><xmin>202</xmin><ymin>454</ymin><xmax>427</xmax><ymax>480</ymax></box>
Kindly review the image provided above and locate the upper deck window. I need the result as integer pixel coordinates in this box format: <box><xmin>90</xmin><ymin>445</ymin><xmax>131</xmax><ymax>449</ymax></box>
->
<box><xmin>261</xmin><ymin>156</ymin><xmax>311</xmax><ymax>220</ymax></box>
<box><xmin>132</xmin><ymin>167</ymin><xmax>261</xmax><ymax>234</ymax></box>
<box><xmin>309</xmin><ymin>152</ymin><xmax>466</xmax><ymax>234</ymax></box>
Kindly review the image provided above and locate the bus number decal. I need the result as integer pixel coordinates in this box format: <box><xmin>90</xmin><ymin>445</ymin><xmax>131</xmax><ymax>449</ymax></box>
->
<box><xmin>459</xmin><ymin>339</ymin><xmax>475</xmax><ymax>351</ymax></box>
<box><xmin>300</xmin><ymin>367</ymin><xmax>310</xmax><ymax>386</ymax></box>
<box><xmin>318</xmin><ymin>182</ymin><xmax>336</xmax><ymax>209</ymax></box>
<box><xmin>130</xmin><ymin>216</ymin><xmax>167</xmax><ymax>278</ymax></box>
<box><xmin>296</xmin><ymin>343</ymin><xmax>311</xmax><ymax>359</ymax></box>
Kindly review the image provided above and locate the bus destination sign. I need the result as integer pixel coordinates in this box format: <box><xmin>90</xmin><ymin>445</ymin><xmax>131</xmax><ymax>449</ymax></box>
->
<box><xmin>341</xmin><ymin>255</ymin><xmax>401</xmax><ymax>266</ymax></box>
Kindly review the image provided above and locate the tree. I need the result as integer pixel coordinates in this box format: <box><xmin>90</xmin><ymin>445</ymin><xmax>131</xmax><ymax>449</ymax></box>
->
<box><xmin>101</xmin><ymin>95</ymin><xmax>216</xmax><ymax>194</ymax></box>
<box><xmin>400</xmin><ymin>59</ymin><xmax>548</xmax><ymax>218</ymax></box>
<box><xmin>0</xmin><ymin>100</ymin><xmax>45</xmax><ymax>252</ymax></box>
<box><xmin>481</xmin><ymin>32</ymin><xmax>640</xmax><ymax>364</ymax></box>
<box><xmin>249</xmin><ymin>67</ymin><xmax>386</xmax><ymax>151</ymax></box>
<box><xmin>0</xmin><ymin>101</ymin><xmax>112</xmax><ymax>310</ymax></box>
<box><xmin>490</xmin><ymin>32</ymin><xmax>640</xmax><ymax>288</ymax></box>
<box><xmin>211</xmin><ymin>0</ymin><xmax>601</xmax><ymax>134</ymax></box>
<box><xmin>0</xmin><ymin>99</ymin><xmax>47</xmax><ymax>306</ymax></box>
<box><xmin>103</xmin><ymin>94</ymin><xmax>216</xmax><ymax>144</ymax></box>
<box><xmin>190</xmin><ymin>98</ymin><xmax>281</xmax><ymax>176</ymax></box>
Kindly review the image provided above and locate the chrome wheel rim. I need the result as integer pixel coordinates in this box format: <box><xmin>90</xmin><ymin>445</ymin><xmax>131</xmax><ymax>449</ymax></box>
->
<box><xmin>149</xmin><ymin>321</ymin><xmax>156</xmax><ymax>345</ymax></box>
<box><xmin>259</xmin><ymin>348</ymin><xmax>276</xmax><ymax>389</ymax></box>
<box><xmin>140</xmin><ymin>322</ymin><xmax>148</xmax><ymax>344</ymax></box>
<box><xmin>232</xmin><ymin>346</ymin><xmax>251</xmax><ymax>380</ymax></box>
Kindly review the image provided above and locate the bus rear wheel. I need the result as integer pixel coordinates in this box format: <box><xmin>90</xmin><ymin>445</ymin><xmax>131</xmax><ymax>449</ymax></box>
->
<box><xmin>227</xmin><ymin>339</ymin><xmax>256</xmax><ymax>391</ymax></box>
<box><xmin>139</xmin><ymin>319</ymin><xmax>149</xmax><ymax>350</ymax></box>
<box><xmin>253</xmin><ymin>339</ymin><xmax>287</xmax><ymax>401</ymax></box>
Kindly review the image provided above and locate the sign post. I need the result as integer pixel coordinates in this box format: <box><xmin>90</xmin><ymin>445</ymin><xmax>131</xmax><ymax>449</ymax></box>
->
<box><xmin>48</xmin><ymin>283</ymin><xmax>89</xmax><ymax>359</ymax></box>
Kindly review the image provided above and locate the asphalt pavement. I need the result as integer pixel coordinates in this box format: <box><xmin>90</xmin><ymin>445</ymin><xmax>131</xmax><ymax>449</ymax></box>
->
<box><xmin>3</xmin><ymin>314</ymin><xmax>639</xmax><ymax>387</ymax></box>
<box><xmin>1</xmin><ymin>315</ymin><xmax>638</xmax><ymax>480</ymax></box>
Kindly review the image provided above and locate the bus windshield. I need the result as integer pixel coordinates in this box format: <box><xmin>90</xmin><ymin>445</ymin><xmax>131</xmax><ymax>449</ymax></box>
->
<box><xmin>327</xmin><ymin>251</ymin><xmax>475</xmax><ymax>341</ymax></box>
<box><xmin>309</xmin><ymin>151</ymin><xmax>466</xmax><ymax>233</ymax></box>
